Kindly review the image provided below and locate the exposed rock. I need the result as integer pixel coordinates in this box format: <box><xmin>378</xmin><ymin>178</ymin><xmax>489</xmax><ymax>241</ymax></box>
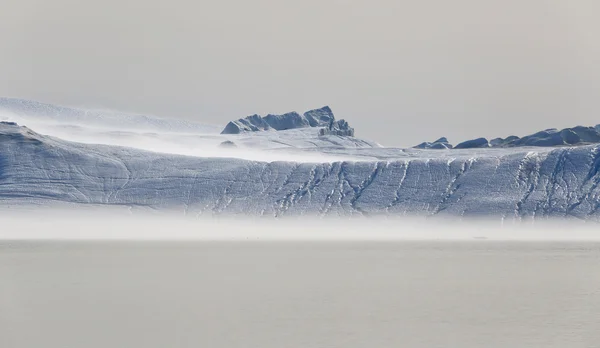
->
<box><xmin>221</xmin><ymin>114</ymin><xmax>271</xmax><ymax>134</ymax></box>
<box><xmin>263</xmin><ymin>112</ymin><xmax>309</xmax><ymax>131</ymax></box>
<box><xmin>490</xmin><ymin>136</ymin><xmax>519</xmax><ymax>147</ymax></box>
<box><xmin>455</xmin><ymin>137</ymin><xmax>490</xmax><ymax>149</ymax></box>
<box><xmin>456</xmin><ymin>126</ymin><xmax>600</xmax><ymax>149</ymax></box>
<box><xmin>221</xmin><ymin>106</ymin><xmax>342</xmax><ymax>135</ymax></box>
<box><xmin>319</xmin><ymin>119</ymin><xmax>354</xmax><ymax>137</ymax></box>
<box><xmin>219</xmin><ymin>140</ymin><xmax>237</xmax><ymax>148</ymax></box>
<box><xmin>304</xmin><ymin>106</ymin><xmax>335</xmax><ymax>127</ymax></box>
<box><xmin>510</xmin><ymin>126</ymin><xmax>600</xmax><ymax>147</ymax></box>
<box><xmin>413</xmin><ymin>137</ymin><xmax>452</xmax><ymax>149</ymax></box>
<box><xmin>416</xmin><ymin>124</ymin><xmax>600</xmax><ymax>150</ymax></box>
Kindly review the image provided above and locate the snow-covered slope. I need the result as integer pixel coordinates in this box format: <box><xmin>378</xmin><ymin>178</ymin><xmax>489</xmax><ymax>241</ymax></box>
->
<box><xmin>2</xmin><ymin>121</ymin><xmax>600</xmax><ymax>220</ymax></box>
<box><xmin>0</xmin><ymin>97</ymin><xmax>221</xmax><ymax>133</ymax></box>
<box><xmin>0</xmin><ymin>98</ymin><xmax>378</xmax><ymax>161</ymax></box>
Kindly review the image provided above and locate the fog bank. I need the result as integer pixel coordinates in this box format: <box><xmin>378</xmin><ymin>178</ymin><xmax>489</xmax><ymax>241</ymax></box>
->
<box><xmin>1</xmin><ymin>210</ymin><xmax>597</xmax><ymax>241</ymax></box>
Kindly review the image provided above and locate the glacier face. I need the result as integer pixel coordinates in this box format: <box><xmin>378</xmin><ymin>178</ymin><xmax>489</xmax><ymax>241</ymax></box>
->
<box><xmin>2</xmin><ymin>121</ymin><xmax>600</xmax><ymax>220</ymax></box>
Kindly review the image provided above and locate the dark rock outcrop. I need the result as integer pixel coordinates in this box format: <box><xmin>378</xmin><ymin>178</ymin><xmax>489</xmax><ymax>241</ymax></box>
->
<box><xmin>219</xmin><ymin>140</ymin><xmax>237</xmax><ymax>148</ymax></box>
<box><xmin>454</xmin><ymin>138</ymin><xmax>490</xmax><ymax>149</ymax></box>
<box><xmin>319</xmin><ymin>119</ymin><xmax>354</xmax><ymax>137</ymax></box>
<box><xmin>221</xmin><ymin>114</ymin><xmax>271</xmax><ymax>134</ymax></box>
<box><xmin>263</xmin><ymin>112</ymin><xmax>309</xmax><ymax>131</ymax></box>
<box><xmin>510</xmin><ymin>127</ymin><xmax>600</xmax><ymax>147</ymax></box>
<box><xmin>413</xmin><ymin>137</ymin><xmax>453</xmax><ymax>149</ymax></box>
<box><xmin>221</xmin><ymin>106</ymin><xmax>354</xmax><ymax>137</ymax></box>
<box><xmin>304</xmin><ymin>106</ymin><xmax>335</xmax><ymax>127</ymax></box>
<box><xmin>489</xmin><ymin>135</ymin><xmax>519</xmax><ymax>147</ymax></box>
<box><xmin>417</xmin><ymin>124</ymin><xmax>600</xmax><ymax>150</ymax></box>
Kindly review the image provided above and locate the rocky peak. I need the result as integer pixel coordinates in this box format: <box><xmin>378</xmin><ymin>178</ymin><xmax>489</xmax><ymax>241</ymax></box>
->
<box><xmin>221</xmin><ymin>106</ymin><xmax>353</xmax><ymax>137</ymax></box>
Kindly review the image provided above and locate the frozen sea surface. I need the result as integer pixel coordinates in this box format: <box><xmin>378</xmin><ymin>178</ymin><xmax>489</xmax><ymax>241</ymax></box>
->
<box><xmin>1</xmin><ymin>240</ymin><xmax>599</xmax><ymax>348</ymax></box>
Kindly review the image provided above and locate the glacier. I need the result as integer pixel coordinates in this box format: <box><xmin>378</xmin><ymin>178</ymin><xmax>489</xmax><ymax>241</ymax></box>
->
<box><xmin>2</xmin><ymin>98</ymin><xmax>600</xmax><ymax>221</ymax></box>
<box><xmin>2</xmin><ymin>123</ymin><xmax>600</xmax><ymax>220</ymax></box>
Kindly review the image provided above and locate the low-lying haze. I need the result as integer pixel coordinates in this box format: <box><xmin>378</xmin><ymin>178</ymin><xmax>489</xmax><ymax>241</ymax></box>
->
<box><xmin>1</xmin><ymin>211</ymin><xmax>598</xmax><ymax>241</ymax></box>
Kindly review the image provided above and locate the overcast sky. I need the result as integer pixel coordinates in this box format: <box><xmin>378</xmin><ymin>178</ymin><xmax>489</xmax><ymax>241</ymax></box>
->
<box><xmin>1</xmin><ymin>0</ymin><xmax>598</xmax><ymax>146</ymax></box>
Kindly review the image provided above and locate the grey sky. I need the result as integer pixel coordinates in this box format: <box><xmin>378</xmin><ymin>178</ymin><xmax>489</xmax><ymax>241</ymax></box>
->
<box><xmin>1</xmin><ymin>0</ymin><xmax>598</xmax><ymax>146</ymax></box>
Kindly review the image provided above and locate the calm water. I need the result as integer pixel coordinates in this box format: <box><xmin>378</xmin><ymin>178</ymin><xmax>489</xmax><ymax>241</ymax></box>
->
<box><xmin>1</xmin><ymin>241</ymin><xmax>599</xmax><ymax>348</ymax></box>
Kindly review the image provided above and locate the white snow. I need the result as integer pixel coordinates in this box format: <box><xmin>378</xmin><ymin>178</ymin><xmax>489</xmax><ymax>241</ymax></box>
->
<box><xmin>1</xmin><ymin>98</ymin><xmax>599</xmax><ymax>221</ymax></box>
<box><xmin>0</xmin><ymin>98</ymin><xmax>378</xmax><ymax>162</ymax></box>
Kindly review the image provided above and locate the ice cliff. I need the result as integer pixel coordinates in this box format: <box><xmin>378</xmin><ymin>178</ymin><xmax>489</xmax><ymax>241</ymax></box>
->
<box><xmin>2</xmin><ymin>121</ymin><xmax>600</xmax><ymax>221</ymax></box>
